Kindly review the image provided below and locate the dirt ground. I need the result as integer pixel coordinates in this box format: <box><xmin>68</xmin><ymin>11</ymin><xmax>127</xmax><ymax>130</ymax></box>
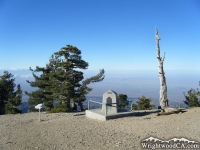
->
<box><xmin>0</xmin><ymin>107</ymin><xmax>200</xmax><ymax>150</ymax></box>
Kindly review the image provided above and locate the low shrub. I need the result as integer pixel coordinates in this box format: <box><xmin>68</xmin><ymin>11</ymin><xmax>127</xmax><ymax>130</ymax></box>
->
<box><xmin>183</xmin><ymin>88</ymin><xmax>200</xmax><ymax>107</ymax></box>
<box><xmin>132</xmin><ymin>96</ymin><xmax>156</xmax><ymax>110</ymax></box>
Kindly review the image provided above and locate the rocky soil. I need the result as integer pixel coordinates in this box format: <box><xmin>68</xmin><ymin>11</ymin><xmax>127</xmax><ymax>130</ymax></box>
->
<box><xmin>0</xmin><ymin>107</ymin><xmax>200</xmax><ymax>150</ymax></box>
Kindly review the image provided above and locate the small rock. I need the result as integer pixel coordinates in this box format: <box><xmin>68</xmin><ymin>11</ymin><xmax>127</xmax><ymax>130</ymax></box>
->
<box><xmin>144</xmin><ymin>117</ymin><xmax>151</xmax><ymax>119</ymax></box>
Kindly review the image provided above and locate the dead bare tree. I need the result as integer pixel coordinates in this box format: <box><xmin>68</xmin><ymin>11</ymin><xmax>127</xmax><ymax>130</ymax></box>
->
<box><xmin>155</xmin><ymin>27</ymin><xmax>169</xmax><ymax>109</ymax></box>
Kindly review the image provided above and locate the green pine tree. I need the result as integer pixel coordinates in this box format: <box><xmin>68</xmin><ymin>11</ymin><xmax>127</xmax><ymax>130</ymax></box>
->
<box><xmin>25</xmin><ymin>89</ymin><xmax>45</xmax><ymax>112</ymax></box>
<box><xmin>0</xmin><ymin>71</ymin><xmax>14</xmax><ymax>114</ymax></box>
<box><xmin>183</xmin><ymin>88</ymin><xmax>200</xmax><ymax>107</ymax></box>
<box><xmin>52</xmin><ymin>45</ymin><xmax>89</xmax><ymax>111</ymax></box>
<box><xmin>118</xmin><ymin>94</ymin><xmax>129</xmax><ymax>109</ymax></box>
<box><xmin>136</xmin><ymin>96</ymin><xmax>154</xmax><ymax>110</ymax></box>
<box><xmin>76</xmin><ymin>69</ymin><xmax>105</xmax><ymax>111</ymax></box>
<box><xmin>0</xmin><ymin>71</ymin><xmax>22</xmax><ymax>114</ymax></box>
<box><xmin>5</xmin><ymin>84</ymin><xmax>22</xmax><ymax>114</ymax></box>
<box><xmin>26</xmin><ymin>44</ymin><xmax>105</xmax><ymax>113</ymax></box>
<box><xmin>25</xmin><ymin>56</ymin><xmax>58</xmax><ymax>111</ymax></box>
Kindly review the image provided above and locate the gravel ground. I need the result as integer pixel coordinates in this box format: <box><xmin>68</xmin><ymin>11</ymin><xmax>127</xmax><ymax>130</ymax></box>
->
<box><xmin>0</xmin><ymin>107</ymin><xmax>200</xmax><ymax>150</ymax></box>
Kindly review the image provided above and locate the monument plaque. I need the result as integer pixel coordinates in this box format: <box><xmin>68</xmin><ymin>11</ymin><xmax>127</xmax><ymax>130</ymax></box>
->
<box><xmin>102</xmin><ymin>90</ymin><xmax>118</xmax><ymax>114</ymax></box>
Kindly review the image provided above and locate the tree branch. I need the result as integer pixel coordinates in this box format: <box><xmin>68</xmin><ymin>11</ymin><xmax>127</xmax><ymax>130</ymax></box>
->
<box><xmin>161</xmin><ymin>52</ymin><xmax>166</xmax><ymax>62</ymax></box>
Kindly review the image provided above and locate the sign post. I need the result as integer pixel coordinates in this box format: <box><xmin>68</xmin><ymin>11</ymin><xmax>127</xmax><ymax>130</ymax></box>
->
<box><xmin>35</xmin><ymin>104</ymin><xmax>44</xmax><ymax>122</ymax></box>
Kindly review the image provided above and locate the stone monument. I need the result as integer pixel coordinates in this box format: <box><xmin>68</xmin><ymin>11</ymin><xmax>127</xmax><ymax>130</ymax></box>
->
<box><xmin>102</xmin><ymin>90</ymin><xmax>118</xmax><ymax>115</ymax></box>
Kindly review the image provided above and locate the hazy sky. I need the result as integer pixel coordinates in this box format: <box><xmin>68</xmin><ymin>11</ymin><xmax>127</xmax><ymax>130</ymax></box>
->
<box><xmin>0</xmin><ymin>0</ymin><xmax>200</xmax><ymax>71</ymax></box>
<box><xmin>0</xmin><ymin>0</ymin><xmax>200</xmax><ymax>104</ymax></box>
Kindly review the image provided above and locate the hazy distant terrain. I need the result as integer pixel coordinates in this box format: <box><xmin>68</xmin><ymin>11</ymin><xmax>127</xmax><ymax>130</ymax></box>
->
<box><xmin>0</xmin><ymin>69</ymin><xmax>199</xmax><ymax>107</ymax></box>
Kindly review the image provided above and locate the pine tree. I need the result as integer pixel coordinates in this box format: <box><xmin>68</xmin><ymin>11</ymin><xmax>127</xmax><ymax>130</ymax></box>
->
<box><xmin>136</xmin><ymin>96</ymin><xmax>153</xmax><ymax>110</ymax></box>
<box><xmin>0</xmin><ymin>71</ymin><xmax>14</xmax><ymax>114</ymax></box>
<box><xmin>26</xmin><ymin>44</ymin><xmax>105</xmax><ymax>112</ymax></box>
<box><xmin>0</xmin><ymin>71</ymin><xmax>22</xmax><ymax>114</ymax></box>
<box><xmin>52</xmin><ymin>45</ymin><xmax>89</xmax><ymax>111</ymax></box>
<box><xmin>118</xmin><ymin>94</ymin><xmax>128</xmax><ymax>109</ymax></box>
<box><xmin>76</xmin><ymin>69</ymin><xmax>105</xmax><ymax>111</ymax></box>
<box><xmin>183</xmin><ymin>88</ymin><xmax>200</xmax><ymax>107</ymax></box>
<box><xmin>25</xmin><ymin>89</ymin><xmax>45</xmax><ymax>112</ymax></box>
<box><xmin>51</xmin><ymin>45</ymin><xmax>105</xmax><ymax>111</ymax></box>
<box><xmin>5</xmin><ymin>84</ymin><xmax>22</xmax><ymax>114</ymax></box>
<box><xmin>25</xmin><ymin>56</ymin><xmax>57</xmax><ymax>111</ymax></box>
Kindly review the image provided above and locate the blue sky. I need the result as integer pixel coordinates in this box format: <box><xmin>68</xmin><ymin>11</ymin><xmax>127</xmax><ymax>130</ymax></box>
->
<box><xmin>0</xmin><ymin>0</ymin><xmax>200</xmax><ymax>71</ymax></box>
<box><xmin>0</xmin><ymin>0</ymin><xmax>200</xmax><ymax>102</ymax></box>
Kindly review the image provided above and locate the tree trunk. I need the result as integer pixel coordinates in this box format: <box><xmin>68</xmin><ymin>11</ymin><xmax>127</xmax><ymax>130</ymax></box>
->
<box><xmin>70</xmin><ymin>99</ymin><xmax>77</xmax><ymax>111</ymax></box>
<box><xmin>155</xmin><ymin>28</ymin><xmax>169</xmax><ymax>109</ymax></box>
<box><xmin>157</xmin><ymin>108</ymin><xmax>186</xmax><ymax>116</ymax></box>
<box><xmin>78</xmin><ymin>102</ymin><xmax>84</xmax><ymax>111</ymax></box>
<box><xmin>0</xmin><ymin>104</ymin><xmax>5</xmax><ymax>115</ymax></box>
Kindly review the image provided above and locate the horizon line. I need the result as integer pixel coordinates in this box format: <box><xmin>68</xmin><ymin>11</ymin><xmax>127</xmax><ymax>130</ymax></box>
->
<box><xmin>0</xmin><ymin>68</ymin><xmax>200</xmax><ymax>72</ymax></box>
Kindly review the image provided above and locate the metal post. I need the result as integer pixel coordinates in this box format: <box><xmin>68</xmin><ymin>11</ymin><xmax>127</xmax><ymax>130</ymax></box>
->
<box><xmin>131</xmin><ymin>102</ymin><xmax>133</xmax><ymax>111</ymax></box>
<box><xmin>39</xmin><ymin>109</ymin><xmax>41</xmax><ymax>122</ymax></box>
<box><xmin>105</xmin><ymin>103</ymin><xmax>106</xmax><ymax>116</ymax></box>
<box><xmin>88</xmin><ymin>100</ymin><xmax>90</xmax><ymax>110</ymax></box>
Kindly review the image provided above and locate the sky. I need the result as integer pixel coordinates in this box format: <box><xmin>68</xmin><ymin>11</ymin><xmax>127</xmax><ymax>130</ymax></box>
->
<box><xmin>0</xmin><ymin>0</ymin><xmax>200</xmax><ymax>103</ymax></box>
